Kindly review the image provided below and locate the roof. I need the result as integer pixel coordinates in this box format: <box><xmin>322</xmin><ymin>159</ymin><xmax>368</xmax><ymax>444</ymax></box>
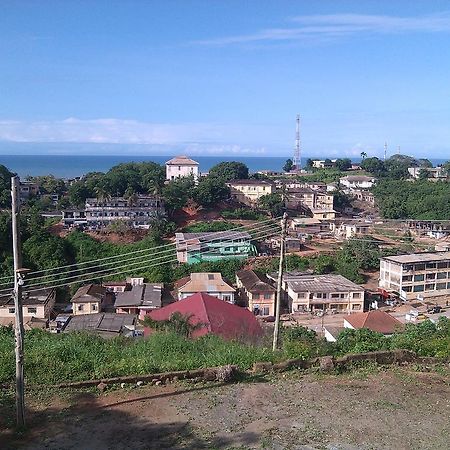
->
<box><xmin>0</xmin><ymin>288</ymin><xmax>54</xmax><ymax>307</ymax></box>
<box><xmin>146</xmin><ymin>292</ymin><xmax>263</xmax><ymax>340</ymax></box>
<box><xmin>340</xmin><ymin>176</ymin><xmax>375</xmax><ymax>182</ymax></box>
<box><xmin>176</xmin><ymin>231</ymin><xmax>251</xmax><ymax>242</ymax></box>
<box><xmin>228</xmin><ymin>179</ymin><xmax>274</xmax><ymax>186</ymax></box>
<box><xmin>65</xmin><ymin>313</ymin><xmax>136</xmax><ymax>334</ymax></box>
<box><xmin>324</xmin><ymin>326</ymin><xmax>345</xmax><ymax>340</ymax></box>
<box><xmin>165</xmin><ymin>155</ymin><xmax>199</xmax><ymax>166</ymax></box>
<box><xmin>292</xmin><ymin>217</ymin><xmax>322</xmax><ymax>226</ymax></box>
<box><xmin>72</xmin><ymin>284</ymin><xmax>107</xmax><ymax>303</ymax></box>
<box><xmin>115</xmin><ymin>283</ymin><xmax>163</xmax><ymax>308</ymax></box>
<box><xmin>382</xmin><ymin>252</ymin><xmax>450</xmax><ymax>265</ymax></box>
<box><xmin>178</xmin><ymin>273</ymin><xmax>235</xmax><ymax>294</ymax></box>
<box><xmin>236</xmin><ymin>270</ymin><xmax>276</xmax><ymax>293</ymax></box>
<box><xmin>285</xmin><ymin>274</ymin><xmax>364</xmax><ymax>293</ymax></box>
<box><xmin>344</xmin><ymin>310</ymin><xmax>404</xmax><ymax>334</ymax></box>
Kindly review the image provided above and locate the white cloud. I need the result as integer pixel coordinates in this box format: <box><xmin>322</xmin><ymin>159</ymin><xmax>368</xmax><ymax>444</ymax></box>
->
<box><xmin>194</xmin><ymin>12</ymin><xmax>450</xmax><ymax>46</ymax></box>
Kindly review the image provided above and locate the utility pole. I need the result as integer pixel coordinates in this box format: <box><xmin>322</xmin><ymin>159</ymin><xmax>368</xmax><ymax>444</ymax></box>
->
<box><xmin>272</xmin><ymin>212</ymin><xmax>288</xmax><ymax>351</ymax></box>
<box><xmin>11</xmin><ymin>176</ymin><xmax>26</xmax><ymax>428</ymax></box>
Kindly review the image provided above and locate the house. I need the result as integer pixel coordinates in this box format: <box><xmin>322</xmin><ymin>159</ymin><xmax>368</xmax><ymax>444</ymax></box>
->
<box><xmin>62</xmin><ymin>209</ymin><xmax>87</xmax><ymax>227</ymax></box>
<box><xmin>352</xmin><ymin>189</ymin><xmax>375</xmax><ymax>205</ymax></box>
<box><xmin>71</xmin><ymin>284</ymin><xmax>113</xmax><ymax>315</ymax></box>
<box><xmin>115</xmin><ymin>283</ymin><xmax>163</xmax><ymax>318</ymax></box>
<box><xmin>335</xmin><ymin>222</ymin><xmax>371</xmax><ymax>239</ymax></box>
<box><xmin>228</xmin><ymin>179</ymin><xmax>274</xmax><ymax>206</ymax></box>
<box><xmin>175</xmin><ymin>231</ymin><xmax>254</xmax><ymax>263</ymax></box>
<box><xmin>281</xmin><ymin>273</ymin><xmax>364</xmax><ymax>314</ymax></box>
<box><xmin>408</xmin><ymin>166</ymin><xmax>447</xmax><ymax>180</ymax></box>
<box><xmin>406</xmin><ymin>220</ymin><xmax>450</xmax><ymax>240</ymax></box>
<box><xmin>19</xmin><ymin>181</ymin><xmax>39</xmax><ymax>201</ymax></box>
<box><xmin>144</xmin><ymin>292</ymin><xmax>263</xmax><ymax>341</ymax></box>
<box><xmin>379</xmin><ymin>252</ymin><xmax>450</xmax><ymax>301</ymax></box>
<box><xmin>340</xmin><ymin>175</ymin><xmax>375</xmax><ymax>190</ymax></box>
<box><xmin>176</xmin><ymin>273</ymin><xmax>235</xmax><ymax>303</ymax></box>
<box><xmin>310</xmin><ymin>208</ymin><xmax>336</xmax><ymax>221</ymax></box>
<box><xmin>343</xmin><ymin>310</ymin><xmax>403</xmax><ymax>335</ymax></box>
<box><xmin>323</xmin><ymin>326</ymin><xmax>345</xmax><ymax>342</ymax></box>
<box><xmin>0</xmin><ymin>288</ymin><xmax>56</xmax><ymax>324</ymax></box>
<box><xmin>103</xmin><ymin>281</ymin><xmax>131</xmax><ymax>293</ymax></box>
<box><xmin>64</xmin><ymin>312</ymin><xmax>139</xmax><ymax>338</ymax></box>
<box><xmin>435</xmin><ymin>241</ymin><xmax>450</xmax><ymax>252</ymax></box>
<box><xmin>165</xmin><ymin>155</ymin><xmax>199</xmax><ymax>181</ymax></box>
<box><xmin>84</xmin><ymin>195</ymin><xmax>165</xmax><ymax>229</ymax></box>
<box><xmin>285</xmin><ymin>188</ymin><xmax>334</xmax><ymax>212</ymax></box>
<box><xmin>311</xmin><ymin>159</ymin><xmax>336</xmax><ymax>169</ymax></box>
<box><xmin>236</xmin><ymin>270</ymin><xmax>276</xmax><ymax>316</ymax></box>
<box><xmin>291</xmin><ymin>217</ymin><xmax>331</xmax><ymax>236</ymax></box>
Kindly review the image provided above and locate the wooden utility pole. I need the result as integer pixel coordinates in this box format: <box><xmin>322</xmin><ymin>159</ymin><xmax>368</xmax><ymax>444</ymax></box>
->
<box><xmin>11</xmin><ymin>176</ymin><xmax>25</xmax><ymax>428</ymax></box>
<box><xmin>272</xmin><ymin>212</ymin><xmax>288</xmax><ymax>351</ymax></box>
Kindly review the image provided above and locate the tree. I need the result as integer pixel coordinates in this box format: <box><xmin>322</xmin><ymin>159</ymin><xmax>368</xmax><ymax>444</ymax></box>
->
<box><xmin>334</xmin><ymin>158</ymin><xmax>351</xmax><ymax>171</ymax></box>
<box><xmin>283</xmin><ymin>158</ymin><xmax>294</xmax><ymax>172</ymax></box>
<box><xmin>0</xmin><ymin>164</ymin><xmax>15</xmax><ymax>208</ymax></box>
<box><xmin>360</xmin><ymin>151</ymin><xmax>367</xmax><ymax>160</ymax></box>
<box><xmin>360</xmin><ymin>157</ymin><xmax>386</xmax><ymax>177</ymax></box>
<box><xmin>305</xmin><ymin>158</ymin><xmax>314</xmax><ymax>170</ymax></box>
<box><xmin>162</xmin><ymin>177</ymin><xmax>195</xmax><ymax>216</ymax></box>
<box><xmin>68</xmin><ymin>181</ymin><xmax>92</xmax><ymax>207</ymax></box>
<box><xmin>258</xmin><ymin>193</ymin><xmax>284</xmax><ymax>217</ymax></box>
<box><xmin>208</xmin><ymin>161</ymin><xmax>249</xmax><ymax>181</ymax></box>
<box><xmin>193</xmin><ymin>177</ymin><xmax>230</xmax><ymax>207</ymax></box>
<box><xmin>418</xmin><ymin>168</ymin><xmax>430</xmax><ymax>180</ymax></box>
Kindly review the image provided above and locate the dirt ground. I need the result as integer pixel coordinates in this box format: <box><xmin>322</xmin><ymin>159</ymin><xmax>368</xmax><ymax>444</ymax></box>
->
<box><xmin>1</xmin><ymin>367</ymin><xmax>449</xmax><ymax>450</ymax></box>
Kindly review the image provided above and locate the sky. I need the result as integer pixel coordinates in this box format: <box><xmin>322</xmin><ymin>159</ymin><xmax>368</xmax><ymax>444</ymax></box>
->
<box><xmin>1</xmin><ymin>0</ymin><xmax>450</xmax><ymax>158</ymax></box>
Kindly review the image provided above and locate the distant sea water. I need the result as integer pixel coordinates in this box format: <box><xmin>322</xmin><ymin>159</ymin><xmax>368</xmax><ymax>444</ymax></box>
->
<box><xmin>0</xmin><ymin>154</ymin><xmax>448</xmax><ymax>179</ymax></box>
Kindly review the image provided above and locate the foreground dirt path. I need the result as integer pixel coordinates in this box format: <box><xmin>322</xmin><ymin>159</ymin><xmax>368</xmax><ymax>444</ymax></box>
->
<box><xmin>2</xmin><ymin>368</ymin><xmax>450</xmax><ymax>449</ymax></box>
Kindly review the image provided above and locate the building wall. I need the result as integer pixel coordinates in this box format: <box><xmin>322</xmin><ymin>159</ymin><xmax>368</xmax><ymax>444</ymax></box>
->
<box><xmin>229</xmin><ymin>183</ymin><xmax>273</xmax><ymax>206</ymax></box>
<box><xmin>247</xmin><ymin>291</ymin><xmax>275</xmax><ymax>316</ymax></box>
<box><xmin>287</xmin><ymin>286</ymin><xmax>364</xmax><ymax>313</ymax></box>
<box><xmin>72</xmin><ymin>301</ymin><xmax>101</xmax><ymax>315</ymax></box>
<box><xmin>380</xmin><ymin>258</ymin><xmax>450</xmax><ymax>300</ymax></box>
<box><xmin>166</xmin><ymin>164</ymin><xmax>199</xmax><ymax>181</ymax></box>
<box><xmin>179</xmin><ymin>291</ymin><xmax>235</xmax><ymax>303</ymax></box>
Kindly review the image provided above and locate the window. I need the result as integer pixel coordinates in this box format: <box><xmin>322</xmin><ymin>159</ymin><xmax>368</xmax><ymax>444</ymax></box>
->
<box><xmin>331</xmin><ymin>293</ymin><xmax>340</xmax><ymax>299</ymax></box>
<box><xmin>8</xmin><ymin>307</ymin><xmax>15</xmax><ymax>314</ymax></box>
<box><xmin>415</xmin><ymin>263</ymin><xmax>425</xmax><ymax>271</ymax></box>
<box><xmin>208</xmin><ymin>274</ymin><xmax>215</xmax><ymax>280</ymax></box>
<box><xmin>414</xmin><ymin>274</ymin><xmax>424</xmax><ymax>282</ymax></box>
<box><xmin>352</xmin><ymin>304</ymin><xmax>361</xmax><ymax>310</ymax></box>
<box><xmin>425</xmin><ymin>283</ymin><xmax>435</xmax><ymax>291</ymax></box>
<box><xmin>262</xmin><ymin>307</ymin><xmax>270</xmax><ymax>316</ymax></box>
<box><xmin>413</xmin><ymin>285</ymin><xmax>424</xmax><ymax>292</ymax></box>
<box><xmin>402</xmin><ymin>275</ymin><xmax>413</xmax><ymax>282</ymax></box>
<box><xmin>223</xmin><ymin>295</ymin><xmax>231</xmax><ymax>302</ymax></box>
<box><xmin>437</xmin><ymin>272</ymin><xmax>448</xmax><ymax>280</ymax></box>
<box><xmin>264</xmin><ymin>293</ymin><xmax>272</xmax><ymax>300</ymax></box>
<box><xmin>403</xmin><ymin>286</ymin><xmax>413</xmax><ymax>292</ymax></box>
<box><xmin>27</xmin><ymin>307</ymin><xmax>37</xmax><ymax>314</ymax></box>
<box><xmin>92</xmin><ymin>304</ymin><xmax>97</xmax><ymax>311</ymax></box>
<box><xmin>436</xmin><ymin>283</ymin><xmax>447</xmax><ymax>290</ymax></box>
<box><xmin>426</xmin><ymin>273</ymin><xmax>436</xmax><ymax>280</ymax></box>
<box><xmin>353</xmin><ymin>293</ymin><xmax>361</xmax><ymax>299</ymax></box>
<box><xmin>253</xmin><ymin>293</ymin><xmax>260</xmax><ymax>300</ymax></box>
<box><xmin>77</xmin><ymin>304</ymin><xmax>84</xmax><ymax>311</ymax></box>
<box><xmin>437</xmin><ymin>262</ymin><xmax>448</xmax><ymax>269</ymax></box>
<box><xmin>426</xmin><ymin>262</ymin><xmax>436</xmax><ymax>269</ymax></box>
<box><xmin>298</xmin><ymin>293</ymin><xmax>306</xmax><ymax>299</ymax></box>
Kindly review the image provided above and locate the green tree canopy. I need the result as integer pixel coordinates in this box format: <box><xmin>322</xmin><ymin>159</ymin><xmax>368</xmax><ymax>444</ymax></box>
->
<box><xmin>208</xmin><ymin>161</ymin><xmax>249</xmax><ymax>181</ymax></box>
<box><xmin>283</xmin><ymin>158</ymin><xmax>294</xmax><ymax>172</ymax></box>
<box><xmin>193</xmin><ymin>177</ymin><xmax>230</xmax><ymax>207</ymax></box>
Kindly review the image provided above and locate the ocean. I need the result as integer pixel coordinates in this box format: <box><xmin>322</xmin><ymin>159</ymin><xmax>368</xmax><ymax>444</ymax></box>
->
<box><xmin>0</xmin><ymin>154</ymin><xmax>447</xmax><ymax>179</ymax></box>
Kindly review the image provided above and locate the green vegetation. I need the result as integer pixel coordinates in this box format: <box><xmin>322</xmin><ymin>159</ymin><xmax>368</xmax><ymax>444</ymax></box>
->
<box><xmin>283</xmin><ymin>158</ymin><xmax>294</xmax><ymax>172</ymax></box>
<box><xmin>1</xmin><ymin>317</ymin><xmax>448</xmax><ymax>385</ymax></box>
<box><xmin>0</xmin><ymin>164</ymin><xmax>15</xmax><ymax>208</ymax></box>
<box><xmin>182</xmin><ymin>221</ymin><xmax>237</xmax><ymax>233</ymax></box>
<box><xmin>208</xmin><ymin>161</ymin><xmax>249</xmax><ymax>181</ymax></box>
<box><xmin>258</xmin><ymin>193</ymin><xmax>284</xmax><ymax>217</ymax></box>
<box><xmin>221</xmin><ymin>208</ymin><xmax>266</xmax><ymax>221</ymax></box>
<box><xmin>372</xmin><ymin>179</ymin><xmax>450</xmax><ymax>219</ymax></box>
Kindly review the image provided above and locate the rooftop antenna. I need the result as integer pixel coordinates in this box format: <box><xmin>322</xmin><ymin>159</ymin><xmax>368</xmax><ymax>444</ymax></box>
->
<box><xmin>293</xmin><ymin>114</ymin><xmax>301</xmax><ymax>171</ymax></box>
<box><xmin>384</xmin><ymin>142</ymin><xmax>387</xmax><ymax>161</ymax></box>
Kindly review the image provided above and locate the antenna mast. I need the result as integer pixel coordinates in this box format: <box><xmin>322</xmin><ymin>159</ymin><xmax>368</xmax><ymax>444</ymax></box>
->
<box><xmin>384</xmin><ymin>142</ymin><xmax>387</xmax><ymax>161</ymax></box>
<box><xmin>293</xmin><ymin>114</ymin><xmax>301</xmax><ymax>171</ymax></box>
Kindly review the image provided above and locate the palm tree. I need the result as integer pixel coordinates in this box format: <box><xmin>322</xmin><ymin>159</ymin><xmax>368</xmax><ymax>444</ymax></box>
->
<box><xmin>360</xmin><ymin>151</ymin><xmax>367</xmax><ymax>161</ymax></box>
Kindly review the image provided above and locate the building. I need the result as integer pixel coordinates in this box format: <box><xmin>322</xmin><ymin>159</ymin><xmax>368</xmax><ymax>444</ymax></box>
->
<box><xmin>165</xmin><ymin>155</ymin><xmax>199</xmax><ymax>181</ymax></box>
<box><xmin>291</xmin><ymin>217</ymin><xmax>331</xmax><ymax>236</ymax></box>
<box><xmin>114</xmin><ymin>283</ymin><xmax>163</xmax><ymax>318</ymax></box>
<box><xmin>236</xmin><ymin>270</ymin><xmax>276</xmax><ymax>316</ymax></box>
<box><xmin>343</xmin><ymin>310</ymin><xmax>404</xmax><ymax>335</ymax></box>
<box><xmin>144</xmin><ymin>292</ymin><xmax>263</xmax><ymax>341</ymax></box>
<box><xmin>406</xmin><ymin>220</ymin><xmax>450</xmax><ymax>240</ymax></box>
<box><xmin>285</xmin><ymin>187</ymin><xmax>334</xmax><ymax>212</ymax></box>
<box><xmin>175</xmin><ymin>231</ymin><xmax>254</xmax><ymax>264</ymax></box>
<box><xmin>282</xmin><ymin>273</ymin><xmax>364</xmax><ymax>313</ymax></box>
<box><xmin>340</xmin><ymin>175</ymin><xmax>375</xmax><ymax>190</ymax></box>
<box><xmin>177</xmin><ymin>272</ymin><xmax>235</xmax><ymax>303</ymax></box>
<box><xmin>84</xmin><ymin>195</ymin><xmax>165</xmax><ymax>229</ymax></box>
<box><xmin>408</xmin><ymin>166</ymin><xmax>447</xmax><ymax>180</ymax></box>
<box><xmin>310</xmin><ymin>208</ymin><xmax>336</xmax><ymax>221</ymax></box>
<box><xmin>335</xmin><ymin>222</ymin><xmax>371</xmax><ymax>239</ymax></box>
<box><xmin>103</xmin><ymin>281</ymin><xmax>131</xmax><ymax>293</ymax></box>
<box><xmin>19</xmin><ymin>181</ymin><xmax>39</xmax><ymax>201</ymax></box>
<box><xmin>323</xmin><ymin>326</ymin><xmax>345</xmax><ymax>342</ymax></box>
<box><xmin>0</xmin><ymin>288</ymin><xmax>56</xmax><ymax>324</ymax></box>
<box><xmin>352</xmin><ymin>189</ymin><xmax>375</xmax><ymax>205</ymax></box>
<box><xmin>64</xmin><ymin>312</ymin><xmax>139</xmax><ymax>338</ymax></box>
<box><xmin>379</xmin><ymin>252</ymin><xmax>450</xmax><ymax>301</ymax></box>
<box><xmin>228</xmin><ymin>179</ymin><xmax>274</xmax><ymax>206</ymax></box>
<box><xmin>71</xmin><ymin>284</ymin><xmax>113</xmax><ymax>315</ymax></box>
<box><xmin>62</xmin><ymin>209</ymin><xmax>87</xmax><ymax>227</ymax></box>
<box><xmin>311</xmin><ymin>159</ymin><xmax>336</xmax><ymax>169</ymax></box>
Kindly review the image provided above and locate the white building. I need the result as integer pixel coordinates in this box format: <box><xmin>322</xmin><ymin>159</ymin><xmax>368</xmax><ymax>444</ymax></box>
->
<box><xmin>340</xmin><ymin>175</ymin><xmax>375</xmax><ymax>190</ymax></box>
<box><xmin>177</xmin><ymin>272</ymin><xmax>235</xmax><ymax>303</ymax></box>
<box><xmin>165</xmin><ymin>155</ymin><xmax>199</xmax><ymax>181</ymax></box>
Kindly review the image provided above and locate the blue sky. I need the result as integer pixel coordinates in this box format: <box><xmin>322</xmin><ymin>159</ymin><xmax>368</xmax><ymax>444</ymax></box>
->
<box><xmin>1</xmin><ymin>0</ymin><xmax>450</xmax><ymax>158</ymax></box>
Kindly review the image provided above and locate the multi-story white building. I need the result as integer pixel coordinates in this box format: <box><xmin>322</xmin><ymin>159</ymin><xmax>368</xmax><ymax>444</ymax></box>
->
<box><xmin>276</xmin><ymin>273</ymin><xmax>364</xmax><ymax>313</ymax></box>
<box><xmin>165</xmin><ymin>155</ymin><xmax>199</xmax><ymax>181</ymax></box>
<box><xmin>84</xmin><ymin>195</ymin><xmax>165</xmax><ymax>229</ymax></box>
<box><xmin>379</xmin><ymin>253</ymin><xmax>450</xmax><ymax>301</ymax></box>
<box><xmin>340</xmin><ymin>175</ymin><xmax>375</xmax><ymax>190</ymax></box>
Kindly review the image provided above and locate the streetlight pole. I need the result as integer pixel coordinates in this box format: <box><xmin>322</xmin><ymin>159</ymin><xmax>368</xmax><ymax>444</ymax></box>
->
<box><xmin>11</xmin><ymin>176</ymin><xmax>25</xmax><ymax>428</ymax></box>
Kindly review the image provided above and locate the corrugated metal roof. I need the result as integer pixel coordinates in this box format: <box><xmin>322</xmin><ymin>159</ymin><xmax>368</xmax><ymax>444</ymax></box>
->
<box><xmin>286</xmin><ymin>274</ymin><xmax>364</xmax><ymax>293</ymax></box>
<box><xmin>382</xmin><ymin>252</ymin><xmax>450</xmax><ymax>264</ymax></box>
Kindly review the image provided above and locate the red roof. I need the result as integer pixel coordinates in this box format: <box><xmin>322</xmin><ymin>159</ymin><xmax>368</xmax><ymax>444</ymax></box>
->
<box><xmin>145</xmin><ymin>292</ymin><xmax>263</xmax><ymax>340</ymax></box>
<box><xmin>344</xmin><ymin>310</ymin><xmax>404</xmax><ymax>334</ymax></box>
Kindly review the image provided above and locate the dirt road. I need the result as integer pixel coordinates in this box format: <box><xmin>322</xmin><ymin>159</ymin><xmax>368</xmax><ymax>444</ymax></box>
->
<box><xmin>2</xmin><ymin>367</ymin><xmax>449</xmax><ymax>450</ymax></box>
